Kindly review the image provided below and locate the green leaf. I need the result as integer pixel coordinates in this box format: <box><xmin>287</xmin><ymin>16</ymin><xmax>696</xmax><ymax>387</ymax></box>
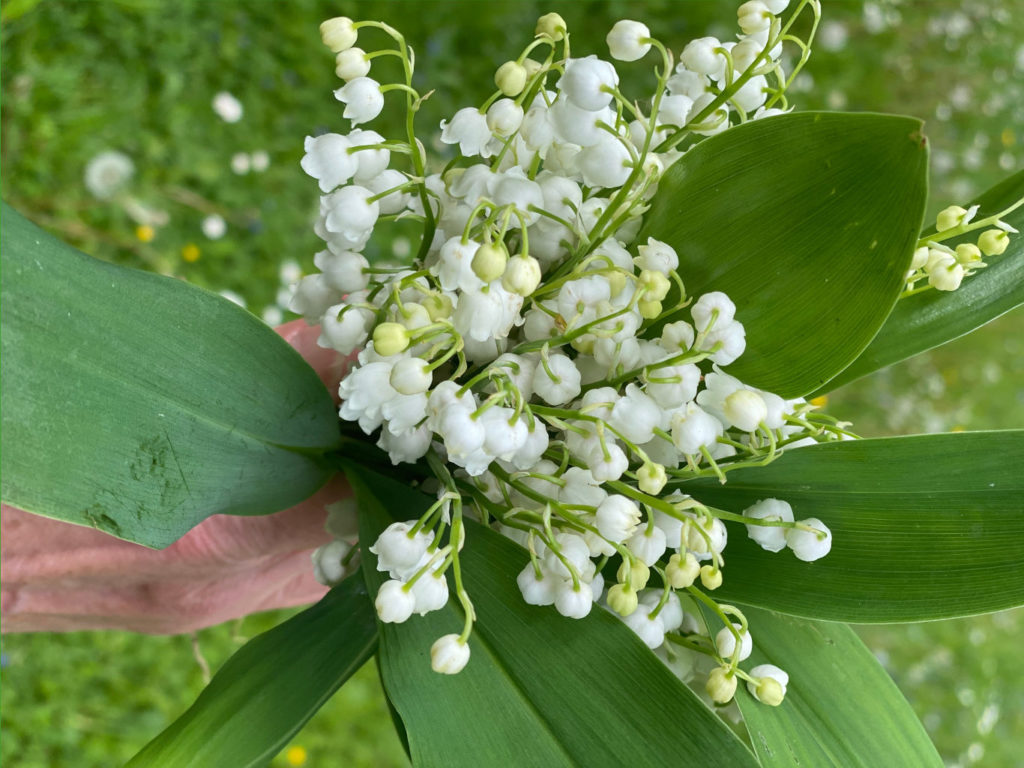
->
<box><xmin>677</xmin><ymin>431</ymin><xmax>1024</xmax><ymax>622</ymax></box>
<box><xmin>732</xmin><ymin>607</ymin><xmax>941</xmax><ymax>767</ymax></box>
<box><xmin>820</xmin><ymin>169</ymin><xmax>1024</xmax><ymax>393</ymax></box>
<box><xmin>127</xmin><ymin>574</ymin><xmax>378</xmax><ymax>768</ymax></box>
<box><xmin>349</xmin><ymin>465</ymin><xmax>758</xmax><ymax>768</ymax></box>
<box><xmin>641</xmin><ymin>112</ymin><xmax>929</xmax><ymax>397</ymax></box>
<box><xmin>0</xmin><ymin>204</ymin><xmax>340</xmax><ymax>548</ymax></box>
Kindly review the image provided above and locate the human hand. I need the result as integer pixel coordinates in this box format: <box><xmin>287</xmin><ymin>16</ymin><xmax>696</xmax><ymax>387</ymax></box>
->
<box><xmin>1</xmin><ymin>321</ymin><xmax>353</xmax><ymax>634</ymax></box>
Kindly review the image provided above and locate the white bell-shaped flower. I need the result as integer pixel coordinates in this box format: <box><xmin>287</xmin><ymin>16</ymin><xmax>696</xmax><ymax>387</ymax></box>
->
<box><xmin>577</xmin><ymin>134</ymin><xmax>633</xmax><ymax>189</ymax></box>
<box><xmin>410</xmin><ymin>570</ymin><xmax>450</xmax><ymax>615</ymax></box>
<box><xmin>554</xmin><ymin>581</ymin><xmax>595</xmax><ymax>619</ymax></box>
<box><xmin>517</xmin><ymin>563</ymin><xmax>558</xmax><ymax>605</ymax></box>
<box><xmin>715</xmin><ymin>622</ymin><xmax>753</xmax><ymax>661</ymax></box>
<box><xmin>786</xmin><ymin>518</ymin><xmax>833</xmax><ymax>562</ymax></box>
<box><xmin>323</xmin><ymin>185</ymin><xmax>380</xmax><ymax>243</ymax></box>
<box><xmin>347</xmin><ymin>128</ymin><xmax>390</xmax><ymax>182</ymax></box>
<box><xmin>441</xmin><ymin>107</ymin><xmax>492</xmax><ymax>157</ymax></box>
<box><xmin>558</xmin><ymin>55</ymin><xmax>619</xmax><ymax>111</ymax></box>
<box><xmin>743</xmin><ymin>498</ymin><xmax>794</xmax><ymax>552</ymax></box>
<box><xmin>606</xmin><ymin>20</ymin><xmax>652</xmax><ymax>62</ymax></box>
<box><xmin>595</xmin><ymin>494</ymin><xmax>641</xmax><ymax>543</ymax></box>
<box><xmin>532</xmin><ymin>353</ymin><xmax>581</xmax><ymax>405</ymax></box>
<box><xmin>671</xmin><ymin>402</ymin><xmax>724</xmax><ymax>455</ymax></box>
<box><xmin>318</xmin><ymin>303</ymin><xmax>370</xmax><ymax>354</ymax></box>
<box><xmin>680</xmin><ymin>36</ymin><xmax>727</xmax><ymax>77</ymax></box>
<box><xmin>375</xmin><ymin>580</ymin><xmax>416</xmax><ymax>623</ymax></box>
<box><xmin>622</xmin><ymin>603</ymin><xmax>666</xmax><ymax>649</ymax></box>
<box><xmin>314</xmin><ymin>249</ymin><xmax>370</xmax><ymax>293</ymax></box>
<box><xmin>377</xmin><ymin>424</ymin><xmax>432</xmax><ymax>465</ymax></box>
<box><xmin>431</xmin><ymin>634</ymin><xmax>471</xmax><ymax>674</ymax></box>
<box><xmin>486</xmin><ymin>98</ymin><xmax>525</xmax><ymax>138</ymax></box>
<box><xmin>334</xmin><ymin>77</ymin><xmax>384</xmax><ymax>125</ymax></box>
<box><xmin>301</xmin><ymin>134</ymin><xmax>357</xmax><ymax>192</ymax></box>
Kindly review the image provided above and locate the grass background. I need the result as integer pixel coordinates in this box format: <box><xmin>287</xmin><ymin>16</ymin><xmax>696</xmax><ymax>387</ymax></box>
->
<box><xmin>2</xmin><ymin>1</ymin><xmax>1022</xmax><ymax>766</ymax></box>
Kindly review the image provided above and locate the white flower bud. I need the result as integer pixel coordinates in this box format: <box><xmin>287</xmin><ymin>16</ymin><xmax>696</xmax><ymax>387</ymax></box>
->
<box><xmin>335</xmin><ymin>47</ymin><xmax>370</xmax><ymax>80</ymax></box>
<box><xmin>910</xmin><ymin>245</ymin><xmax>929</xmax><ymax>270</ymax></box>
<box><xmin>375</xmin><ymin>580</ymin><xmax>416</xmax><ymax>623</ymax></box>
<box><xmin>743</xmin><ymin>498</ymin><xmax>794</xmax><ymax>552</ymax></box>
<box><xmin>495</xmin><ymin>61</ymin><xmax>529</xmax><ymax>97</ymax></box>
<box><xmin>439</xmin><ymin>404</ymin><xmax>487</xmax><ymax>458</ymax></box>
<box><xmin>559</xmin><ymin>55</ymin><xmax>619</xmax><ymax>111</ymax></box>
<box><xmin>680</xmin><ymin>36</ymin><xmax>726</xmax><ymax>77</ymax></box>
<box><xmin>517</xmin><ymin>564</ymin><xmax>557</xmax><ymax>606</ymax></box>
<box><xmin>723</xmin><ymin>389</ymin><xmax>767</xmax><ymax>432</ymax></box>
<box><xmin>627</xmin><ymin>525</ymin><xmax>668</xmax><ymax>566</ymax></box>
<box><xmin>671</xmin><ymin>403</ymin><xmax>723</xmax><ymax>455</ymax></box>
<box><xmin>502</xmin><ymin>255</ymin><xmax>543</xmax><ymax>296</ymax></box>
<box><xmin>333</xmin><ymin>77</ymin><xmax>384</xmax><ymax>125</ymax></box>
<box><xmin>748</xmin><ymin>664</ymin><xmax>789</xmax><ymax>705</ymax></box>
<box><xmin>410</xmin><ymin>571</ymin><xmax>450</xmax><ymax>615</ymax></box>
<box><xmin>606</xmin><ymin>20</ymin><xmax>652</xmax><ymax>62</ymax></box>
<box><xmin>927</xmin><ymin>253</ymin><xmax>964</xmax><ymax>291</ymax></box>
<box><xmin>320</xmin><ymin>17</ymin><xmax>357</xmax><ymax>52</ymax></box>
<box><xmin>636</xmin><ymin>238</ymin><xmax>679</xmax><ymax>275</ymax></box>
<box><xmin>363</xmin><ymin>168</ymin><xmax>410</xmax><ymax>214</ymax></box>
<box><xmin>577</xmin><ymin>135</ymin><xmax>632</xmax><ymax>188</ymax></box>
<box><xmin>318</xmin><ymin>303</ymin><xmax>370</xmax><ymax>354</ymax></box>
<box><xmin>314</xmin><ymin>249</ymin><xmax>369</xmax><ymax>293</ymax></box>
<box><xmin>622</xmin><ymin>603</ymin><xmax>666</xmax><ymax>649</ymax></box>
<box><xmin>311</xmin><ymin>539</ymin><xmax>353</xmax><ymax>586</ymax></box>
<box><xmin>554</xmin><ymin>582</ymin><xmax>594</xmax><ymax>619</ymax></box>
<box><xmin>390</xmin><ymin>357</ymin><xmax>432</xmax><ymax>394</ymax></box>
<box><xmin>715</xmin><ymin>623</ymin><xmax>753</xmax><ymax>661</ymax></box>
<box><xmin>347</xmin><ymin>128</ymin><xmax>391</xmax><ymax>183</ymax></box>
<box><xmin>586</xmin><ymin>441</ymin><xmax>629</xmax><ymax>482</ymax></box>
<box><xmin>786</xmin><ymin>518</ymin><xmax>833</xmax><ymax>561</ymax></box>
<box><xmin>738</xmin><ymin>1</ymin><xmax>773</xmax><ymax>35</ymax></box>
<box><xmin>486</xmin><ymin>98</ymin><xmax>525</xmax><ymax>137</ymax></box>
<box><xmin>596</xmin><ymin>495</ymin><xmax>642</xmax><ymax>543</ymax></box>
<box><xmin>431</xmin><ymin>634</ymin><xmax>471</xmax><ymax>674</ymax></box>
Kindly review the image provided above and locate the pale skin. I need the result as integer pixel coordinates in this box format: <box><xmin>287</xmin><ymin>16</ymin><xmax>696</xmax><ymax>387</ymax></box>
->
<box><xmin>1</xmin><ymin>321</ymin><xmax>352</xmax><ymax>634</ymax></box>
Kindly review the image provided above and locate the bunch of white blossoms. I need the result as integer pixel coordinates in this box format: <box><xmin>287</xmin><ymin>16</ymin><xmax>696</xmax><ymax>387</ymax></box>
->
<box><xmin>904</xmin><ymin>203</ymin><xmax>1019</xmax><ymax>294</ymax></box>
<box><xmin>295</xmin><ymin>3</ymin><xmax>845</xmax><ymax>707</ymax></box>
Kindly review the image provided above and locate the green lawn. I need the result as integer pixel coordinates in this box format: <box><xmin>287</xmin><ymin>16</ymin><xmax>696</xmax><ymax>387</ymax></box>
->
<box><xmin>2</xmin><ymin>1</ymin><xmax>1021</xmax><ymax>766</ymax></box>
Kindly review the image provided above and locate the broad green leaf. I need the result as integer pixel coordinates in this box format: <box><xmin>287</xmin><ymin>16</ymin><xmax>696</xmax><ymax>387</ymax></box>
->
<box><xmin>732</xmin><ymin>608</ymin><xmax>941</xmax><ymax>767</ymax></box>
<box><xmin>127</xmin><ymin>574</ymin><xmax>378</xmax><ymax>768</ymax></box>
<box><xmin>0</xmin><ymin>204</ymin><xmax>339</xmax><ymax>548</ymax></box>
<box><xmin>641</xmin><ymin>112</ymin><xmax>929</xmax><ymax>397</ymax></box>
<box><xmin>350</xmin><ymin>465</ymin><xmax>758</xmax><ymax>768</ymax></box>
<box><xmin>821</xmin><ymin>169</ymin><xmax>1024</xmax><ymax>393</ymax></box>
<box><xmin>677</xmin><ymin>431</ymin><xmax>1024</xmax><ymax>622</ymax></box>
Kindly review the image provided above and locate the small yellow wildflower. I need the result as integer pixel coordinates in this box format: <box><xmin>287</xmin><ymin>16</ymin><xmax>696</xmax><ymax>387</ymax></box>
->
<box><xmin>181</xmin><ymin>243</ymin><xmax>201</xmax><ymax>263</ymax></box>
<box><xmin>284</xmin><ymin>745</ymin><xmax>307</xmax><ymax>766</ymax></box>
<box><xmin>135</xmin><ymin>224</ymin><xmax>155</xmax><ymax>243</ymax></box>
<box><xmin>809</xmin><ymin>395</ymin><xmax>828</xmax><ymax>408</ymax></box>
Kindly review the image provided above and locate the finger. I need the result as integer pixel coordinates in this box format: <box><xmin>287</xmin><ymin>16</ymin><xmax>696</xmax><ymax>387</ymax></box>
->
<box><xmin>275</xmin><ymin>319</ymin><xmax>350</xmax><ymax>400</ymax></box>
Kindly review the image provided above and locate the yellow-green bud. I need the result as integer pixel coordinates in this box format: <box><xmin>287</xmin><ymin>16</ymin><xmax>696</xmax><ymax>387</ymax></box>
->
<box><xmin>639</xmin><ymin>299</ymin><xmax>662</xmax><ymax>319</ymax></box>
<box><xmin>320</xmin><ymin>17</ymin><xmax>357</xmax><ymax>53</ymax></box>
<box><xmin>607</xmin><ymin>584</ymin><xmax>638</xmax><ymax>616</ymax></box>
<box><xmin>637</xmin><ymin>463</ymin><xmax>667</xmax><ymax>495</ymax></box>
<box><xmin>955</xmin><ymin>242</ymin><xmax>982</xmax><ymax>265</ymax></box>
<box><xmin>706</xmin><ymin>666</ymin><xmax>738</xmax><ymax>704</ymax></box>
<box><xmin>495</xmin><ymin>60</ymin><xmax>528</xmax><ymax>97</ymax></box>
<box><xmin>522</xmin><ymin>58</ymin><xmax>543</xmax><ymax>78</ymax></box>
<box><xmin>639</xmin><ymin>269</ymin><xmax>671</xmax><ymax>301</ymax></box>
<box><xmin>606</xmin><ymin>271</ymin><xmax>627</xmax><ymax>297</ymax></box>
<box><xmin>700</xmin><ymin>564</ymin><xmax>723</xmax><ymax>590</ymax></box>
<box><xmin>399</xmin><ymin>302</ymin><xmax>432</xmax><ymax>331</ymax></box>
<box><xmin>423</xmin><ymin>293</ymin><xmax>453</xmax><ymax>321</ymax></box>
<box><xmin>472</xmin><ymin>242</ymin><xmax>509</xmax><ymax>283</ymax></box>
<box><xmin>502</xmin><ymin>254</ymin><xmax>542</xmax><ymax>296</ymax></box>
<box><xmin>373</xmin><ymin>322</ymin><xmax>410</xmax><ymax>356</ymax></box>
<box><xmin>978</xmin><ymin>228</ymin><xmax>1009</xmax><ymax>256</ymax></box>
<box><xmin>617</xmin><ymin>559</ymin><xmax>650</xmax><ymax>590</ymax></box>
<box><xmin>535</xmin><ymin>12</ymin><xmax>567</xmax><ymax>40</ymax></box>
<box><xmin>570</xmin><ymin>336</ymin><xmax>595</xmax><ymax>355</ymax></box>
<box><xmin>936</xmin><ymin>205</ymin><xmax>967</xmax><ymax>232</ymax></box>
<box><xmin>666</xmin><ymin>552</ymin><xmax>700</xmax><ymax>589</ymax></box>
<box><xmin>753</xmin><ymin>677</ymin><xmax>785</xmax><ymax>706</ymax></box>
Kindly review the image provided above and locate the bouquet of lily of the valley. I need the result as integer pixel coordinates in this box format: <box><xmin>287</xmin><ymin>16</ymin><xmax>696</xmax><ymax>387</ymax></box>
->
<box><xmin>3</xmin><ymin>2</ymin><xmax>1022</xmax><ymax>765</ymax></box>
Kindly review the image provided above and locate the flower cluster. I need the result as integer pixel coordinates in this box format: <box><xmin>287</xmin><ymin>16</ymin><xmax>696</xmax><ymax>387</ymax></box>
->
<box><xmin>904</xmin><ymin>203</ymin><xmax>1020</xmax><ymax>294</ymax></box>
<box><xmin>294</xmin><ymin>3</ymin><xmax>844</xmax><ymax>707</ymax></box>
